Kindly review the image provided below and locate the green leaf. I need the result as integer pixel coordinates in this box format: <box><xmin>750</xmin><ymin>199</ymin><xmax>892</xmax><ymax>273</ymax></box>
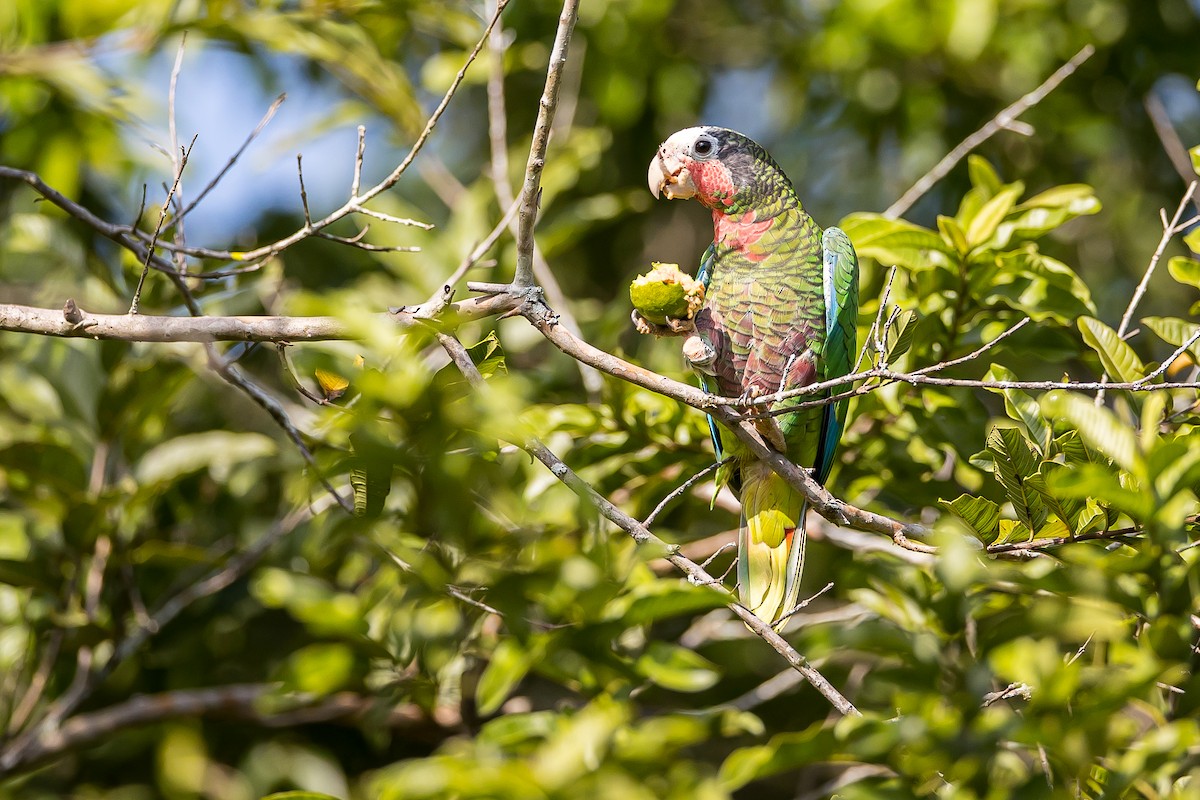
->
<box><xmin>1142</xmin><ymin>316</ymin><xmax>1200</xmax><ymax>361</ymax></box>
<box><xmin>466</xmin><ymin>330</ymin><xmax>508</xmax><ymax>378</ymax></box>
<box><xmin>986</xmin><ymin>427</ymin><xmax>1047</xmax><ymax>535</ymax></box>
<box><xmin>720</xmin><ymin>728</ymin><xmax>836</xmax><ymax>790</ymax></box>
<box><xmin>1168</xmin><ymin>256</ymin><xmax>1200</xmax><ymax>290</ymax></box>
<box><xmin>602</xmin><ymin>580</ymin><xmax>728</xmax><ymax>626</ymax></box>
<box><xmin>994</xmin><ymin>519</ymin><xmax>1027</xmax><ymax>545</ymax></box>
<box><xmin>939</xmin><ymin>494</ymin><xmax>1001</xmax><ymax>542</ymax></box>
<box><xmin>261</xmin><ymin>793</ymin><xmax>344</xmax><ymax>800</ymax></box>
<box><xmin>136</xmin><ymin>431</ymin><xmax>277</xmax><ymax>487</ymax></box>
<box><xmin>348</xmin><ymin>431</ymin><xmax>397</xmax><ymax>519</ymax></box>
<box><xmin>984</xmin><ymin>363</ymin><xmax>1051</xmax><ymax>453</ymax></box>
<box><xmin>1041</xmin><ymin>391</ymin><xmax>1138</xmax><ymax>473</ymax></box>
<box><xmin>475</xmin><ymin>638</ymin><xmax>535</xmax><ymax>716</ymax></box>
<box><xmin>839</xmin><ymin>213</ymin><xmax>955</xmax><ymax>269</ymax></box>
<box><xmin>1191</xmin><ymin>143</ymin><xmax>1200</xmax><ymax>176</ymax></box>
<box><xmin>1186</xmin><ymin>226</ymin><xmax>1200</xmax><ymax>254</ymax></box>
<box><xmin>1027</xmin><ymin>464</ymin><xmax>1085</xmax><ymax>535</ymax></box>
<box><xmin>967</xmin><ymin>155</ymin><xmax>1003</xmax><ymax>195</ymax></box>
<box><xmin>1150</xmin><ymin>437</ymin><xmax>1200</xmax><ymax>501</ymax></box>
<box><xmin>985</xmin><ymin>251</ymin><xmax>1096</xmax><ymax>322</ymax></box>
<box><xmin>997</xmin><ymin>185</ymin><xmax>1101</xmax><ymax>241</ymax></box>
<box><xmin>1052</xmin><ymin>430</ymin><xmax>1093</xmax><ymax>465</ymax></box>
<box><xmin>634</xmin><ymin>642</ymin><xmax>720</xmax><ymax>692</ymax></box>
<box><xmin>966</xmin><ymin>183</ymin><xmax>1023</xmax><ymax>247</ymax></box>
<box><xmin>1078</xmin><ymin>317</ymin><xmax>1145</xmax><ymax>383</ymax></box>
<box><xmin>1044</xmin><ymin>462</ymin><xmax>1151</xmax><ymax>520</ymax></box>
<box><xmin>865</xmin><ymin>308</ymin><xmax>919</xmax><ymax>367</ymax></box>
<box><xmin>886</xmin><ymin>310</ymin><xmax>918</xmax><ymax>363</ymax></box>
<box><xmin>281</xmin><ymin>643</ymin><xmax>356</xmax><ymax>696</ymax></box>
<box><xmin>937</xmin><ymin>215</ymin><xmax>968</xmax><ymax>255</ymax></box>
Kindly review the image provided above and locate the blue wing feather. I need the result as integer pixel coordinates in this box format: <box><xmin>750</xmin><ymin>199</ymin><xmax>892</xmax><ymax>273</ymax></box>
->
<box><xmin>813</xmin><ymin>227</ymin><xmax>859</xmax><ymax>486</ymax></box>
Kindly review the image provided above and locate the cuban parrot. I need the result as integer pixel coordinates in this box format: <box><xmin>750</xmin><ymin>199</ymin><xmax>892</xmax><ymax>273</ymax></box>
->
<box><xmin>644</xmin><ymin>126</ymin><xmax>859</xmax><ymax>627</ymax></box>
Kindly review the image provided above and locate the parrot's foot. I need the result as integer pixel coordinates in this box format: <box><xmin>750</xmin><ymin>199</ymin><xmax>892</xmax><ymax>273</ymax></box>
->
<box><xmin>631</xmin><ymin>309</ymin><xmax>694</xmax><ymax>337</ymax></box>
<box><xmin>682</xmin><ymin>334</ymin><xmax>717</xmax><ymax>374</ymax></box>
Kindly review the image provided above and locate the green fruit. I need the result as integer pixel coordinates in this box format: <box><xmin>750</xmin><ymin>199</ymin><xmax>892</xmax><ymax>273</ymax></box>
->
<box><xmin>629</xmin><ymin>263</ymin><xmax>704</xmax><ymax>325</ymax></box>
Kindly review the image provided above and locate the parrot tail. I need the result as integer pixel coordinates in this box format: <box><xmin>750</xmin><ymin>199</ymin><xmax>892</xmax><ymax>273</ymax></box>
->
<box><xmin>736</xmin><ymin>462</ymin><xmax>807</xmax><ymax>628</ymax></box>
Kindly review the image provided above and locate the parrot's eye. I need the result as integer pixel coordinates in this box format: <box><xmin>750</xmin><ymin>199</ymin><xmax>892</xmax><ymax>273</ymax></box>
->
<box><xmin>691</xmin><ymin>136</ymin><xmax>717</xmax><ymax>160</ymax></box>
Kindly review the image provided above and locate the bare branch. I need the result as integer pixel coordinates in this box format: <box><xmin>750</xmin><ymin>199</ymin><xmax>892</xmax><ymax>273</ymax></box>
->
<box><xmin>0</xmin><ymin>302</ymin><xmax>348</xmax><ymax>342</ymax></box>
<box><xmin>856</xmin><ymin>265</ymin><xmax>898</xmax><ymax>371</ymax></box>
<box><xmin>983</xmin><ymin>682</ymin><xmax>1033</xmax><ymax>706</ymax></box>
<box><xmin>0</xmin><ymin>1</ymin><xmax>512</xmax><ymax>271</ymax></box>
<box><xmin>485</xmin><ymin>0</ymin><xmax>601</xmax><ymax>395</ymax></box>
<box><xmin>512</xmin><ymin>0</ymin><xmax>579</xmax><ymax>286</ymax></box>
<box><xmin>0</xmin><ymin>165</ymin><xmax>203</xmax><ymax>282</ymax></box>
<box><xmin>2</xmin><ymin>683</ymin><xmax>438</xmax><ymax>773</ymax></box>
<box><xmin>885</xmin><ymin>45</ymin><xmax>1095</xmax><ymax>219</ymax></box>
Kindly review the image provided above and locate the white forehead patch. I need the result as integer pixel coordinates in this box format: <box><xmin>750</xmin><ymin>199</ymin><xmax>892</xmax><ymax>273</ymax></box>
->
<box><xmin>662</xmin><ymin>127</ymin><xmax>708</xmax><ymax>151</ymax></box>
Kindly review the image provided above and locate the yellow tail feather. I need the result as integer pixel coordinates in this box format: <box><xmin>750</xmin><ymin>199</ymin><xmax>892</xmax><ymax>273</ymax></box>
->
<box><xmin>737</xmin><ymin>464</ymin><xmax>807</xmax><ymax>627</ymax></box>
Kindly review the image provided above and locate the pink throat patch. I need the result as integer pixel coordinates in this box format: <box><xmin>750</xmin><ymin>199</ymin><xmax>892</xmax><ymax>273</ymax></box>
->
<box><xmin>690</xmin><ymin>160</ymin><xmax>736</xmax><ymax>207</ymax></box>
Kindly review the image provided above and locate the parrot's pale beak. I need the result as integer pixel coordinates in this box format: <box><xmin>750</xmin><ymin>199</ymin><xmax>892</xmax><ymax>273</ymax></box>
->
<box><xmin>648</xmin><ymin>147</ymin><xmax>695</xmax><ymax>200</ymax></box>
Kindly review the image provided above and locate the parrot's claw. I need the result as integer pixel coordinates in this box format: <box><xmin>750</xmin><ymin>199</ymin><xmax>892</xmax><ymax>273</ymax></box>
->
<box><xmin>667</xmin><ymin>316</ymin><xmax>695</xmax><ymax>334</ymax></box>
<box><xmin>631</xmin><ymin>309</ymin><xmax>693</xmax><ymax>337</ymax></box>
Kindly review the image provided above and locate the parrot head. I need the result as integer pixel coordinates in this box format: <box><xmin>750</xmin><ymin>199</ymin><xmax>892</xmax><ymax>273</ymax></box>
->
<box><xmin>647</xmin><ymin>126</ymin><xmax>791</xmax><ymax>212</ymax></box>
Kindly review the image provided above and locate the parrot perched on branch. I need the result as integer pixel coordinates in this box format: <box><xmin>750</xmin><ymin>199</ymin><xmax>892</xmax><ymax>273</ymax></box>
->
<box><xmin>644</xmin><ymin>126</ymin><xmax>859</xmax><ymax>627</ymax></box>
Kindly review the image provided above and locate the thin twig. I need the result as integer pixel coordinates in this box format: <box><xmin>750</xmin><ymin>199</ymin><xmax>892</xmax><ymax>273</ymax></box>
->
<box><xmin>643</xmin><ymin>458</ymin><xmax>732</xmax><ymax>528</ymax></box>
<box><xmin>2</xmin><ymin>677</ymin><xmax>432</xmax><ymax>771</ymax></box>
<box><xmin>129</xmin><ymin>137</ymin><xmax>196</xmax><ymax>314</ymax></box>
<box><xmin>0</xmin><ymin>493</ymin><xmax>335</xmax><ymax>772</ymax></box>
<box><xmin>447</xmin><ymin>586</ymin><xmax>504</xmax><ymax>617</ymax></box>
<box><xmin>1117</xmin><ymin>182</ymin><xmax>1198</xmax><ymax>338</ymax></box>
<box><xmin>1144</xmin><ymin>91</ymin><xmax>1200</xmax><ymax>212</ymax></box>
<box><xmin>351</xmin><ymin>124</ymin><xmax>366</xmax><ymax>198</ymax></box>
<box><xmin>351</xmin><ymin>206</ymin><xmax>433</xmax><ymax>229</ymax></box>
<box><xmin>1102</xmin><ymin>181</ymin><xmax>1200</xmax><ymax>403</ymax></box>
<box><xmin>297</xmin><ymin>154</ymin><xmax>312</xmax><ymax>227</ymax></box>
<box><xmin>777</xmin><ymin>581</ymin><xmax>836</xmax><ymax>624</ymax></box>
<box><xmin>856</xmin><ymin>265</ymin><xmax>898</xmax><ymax>371</ymax></box>
<box><xmin>275</xmin><ymin>344</ymin><xmax>333</xmax><ymax>406</ymax></box>
<box><xmin>512</xmin><ymin>0</ymin><xmax>578</xmax><ymax>286</ymax></box>
<box><xmin>885</xmin><ymin>45</ymin><xmax>1095</xmax><ymax>219</ymax></box>
<box><xmin>985</xmin><ymin>525</ymin><xmax>1145</xmax><ymax>555</ymax></box>
<box><xmin>164</xmin><ymin>92</ymin><xmax>287</xmax><ymax>231</ymax></box>
<box><xmin>1135</xmin><ymin>326</ymin><xmax>1200</xmax><ymax>385</ymax></box>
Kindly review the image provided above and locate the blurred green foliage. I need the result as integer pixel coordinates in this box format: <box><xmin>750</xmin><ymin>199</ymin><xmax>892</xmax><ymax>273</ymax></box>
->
<box><xmin>2</xmin><ymin>0</ymin><xmax>1200</xmax><ymax>798</ymax></box>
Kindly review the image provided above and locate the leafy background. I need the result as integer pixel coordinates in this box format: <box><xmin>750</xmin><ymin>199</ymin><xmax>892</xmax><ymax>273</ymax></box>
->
<box><xmin>2</xmin><ymin>0</ymin><xmax>1200</xmax><ymax>798</ymax></box>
